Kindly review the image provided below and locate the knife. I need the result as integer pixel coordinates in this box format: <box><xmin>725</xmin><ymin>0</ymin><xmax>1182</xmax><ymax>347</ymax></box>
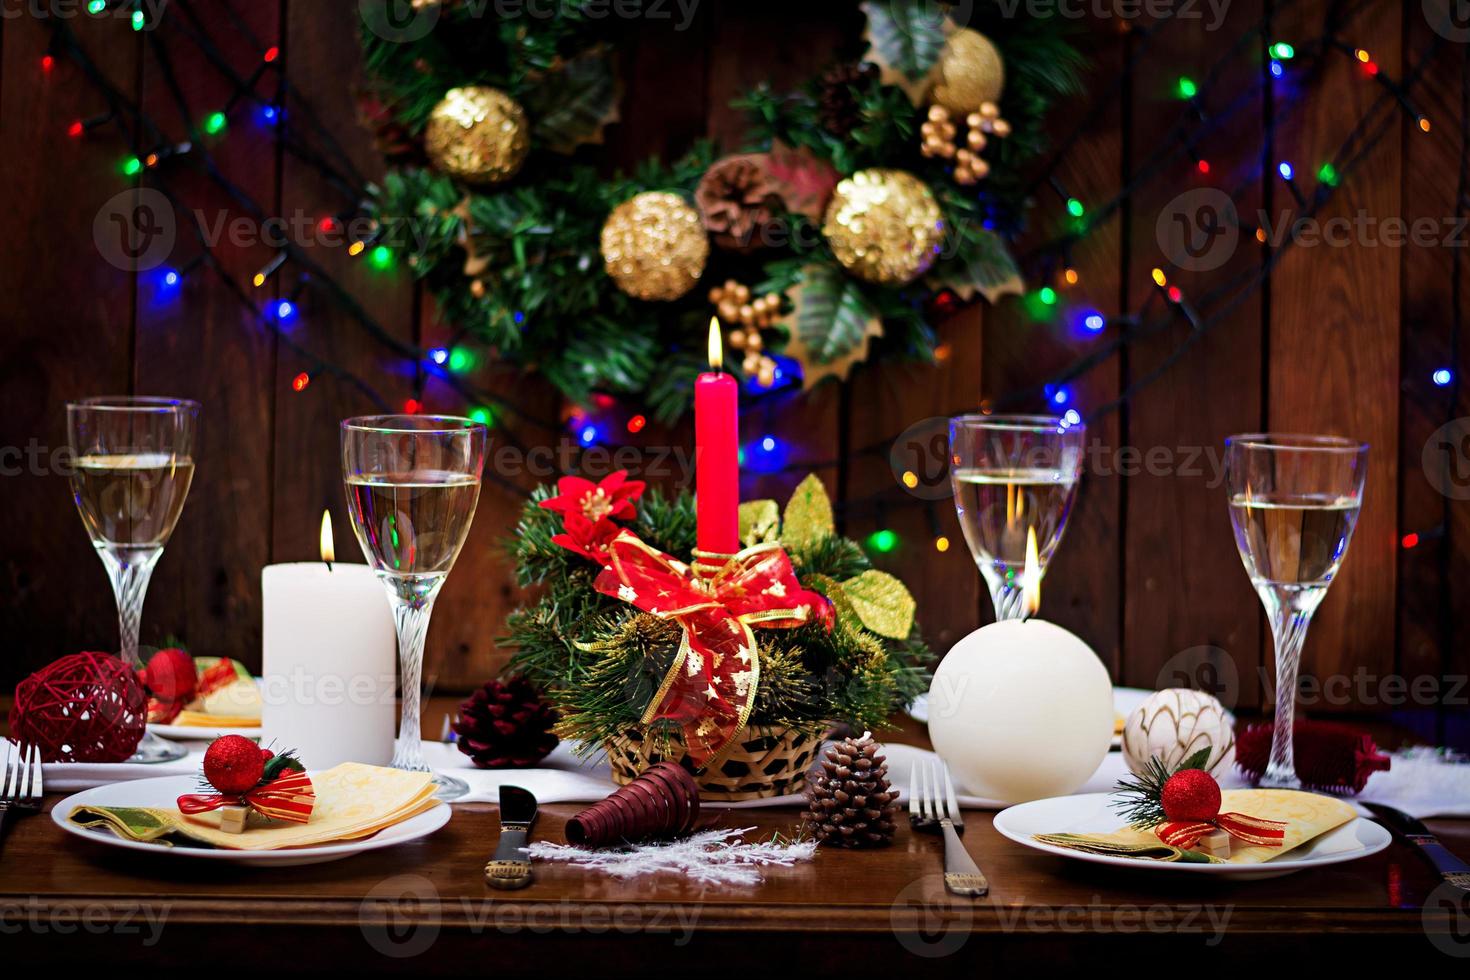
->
<box><xmin>1364</xmin><ymin>802</ymin><xmax>1470</xmax><ymax>892</ymax></box>
<box><xmin>485</xmin><ymin>785</ymin><xmax>538</xmax><ymax>890</ymax></box>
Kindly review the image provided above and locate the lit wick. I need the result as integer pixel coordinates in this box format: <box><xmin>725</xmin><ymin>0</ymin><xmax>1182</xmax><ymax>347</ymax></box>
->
<box><xmin>1022</xmin><ymin>525</ymin><xmax>1041</xmax><ymax>620</ymax></box>
<box><xmin>320</xmin><ymin>509</ymin><xmax>335</xmax><ymax>573</ymax></box>
<box><xmin>707</xmin><ymin>316</ymin><xmax>723</xmax><ymax>374</ymax></box>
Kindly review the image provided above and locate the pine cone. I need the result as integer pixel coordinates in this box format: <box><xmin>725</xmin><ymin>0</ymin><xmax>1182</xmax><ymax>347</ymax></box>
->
<box><xmin>818</xmin><ymin>61</ymin><xmax>880</xmax><ymax>138</ymax></box>
<box><xmin>695</xmin><ymin>154</ymin><xmax>784</xmax><ymax>254</ymax></box>
<box><xmin>801</xmin><ymin>731</ymin><xmax>899</xmax><ymax>848</ymax></box>
<box><xmin>452</xmin><ymin>677</ymin><xmax>559</xmax><ymax>769</ymax></box>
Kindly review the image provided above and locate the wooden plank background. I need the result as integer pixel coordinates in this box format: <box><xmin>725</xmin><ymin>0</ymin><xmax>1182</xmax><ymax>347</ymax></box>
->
<box><xmin>1</xmin><ymin>0</ymin><xmax>1466</xmax><ymax>736</ymax></box>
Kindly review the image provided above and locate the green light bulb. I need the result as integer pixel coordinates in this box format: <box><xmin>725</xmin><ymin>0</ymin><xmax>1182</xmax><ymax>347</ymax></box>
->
<box><xmin>1178</xmin><ymin>77</ymin><xmax>1198</xmax><ymax>99</ymax></box>
<box><xmin>1039</xmin><ymin>287</ymin><xmax>1058</xmax><ymax>306</ymax></box>
<box><xmin>204</xmin><ymin>112</ymin><xmax>227</xmax><ymax>135</ymax></box>
<box><xmin>1067</xmin><ymin>198</ymin><xmax>1085</xmax><ymax>218</ymax></box>
<box><xmin>868</xmin><ymin>529</ymin><xmax>898</xmax><ymax>554</ymax></box>
<box><xmin>370</xmin><ymin>245</ymin><xmax>394</xmax><ymax>270</ymax></box>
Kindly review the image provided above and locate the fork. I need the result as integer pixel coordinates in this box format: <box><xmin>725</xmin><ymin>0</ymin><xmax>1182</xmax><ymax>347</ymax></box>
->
<box><xmin>910</xmin><ymin>760</ymin><xmax>988</xmax><ymax>897</ymax></box>
<box><xmin>0</xmin><ymin>742</ymin><xmax>44</xmax><ymax>844</ymax></box>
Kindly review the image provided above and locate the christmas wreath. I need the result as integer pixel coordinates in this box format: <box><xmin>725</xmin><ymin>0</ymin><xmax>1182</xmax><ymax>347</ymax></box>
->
<box><xmin>359</xmin><ymin>1</ymin><xmax>1084</xmax><ymax>420</ymax></box>
<box><xmin>505</xmin><ymin>472</ymin><xmax>932</xmax><ymax>761</ymax></box>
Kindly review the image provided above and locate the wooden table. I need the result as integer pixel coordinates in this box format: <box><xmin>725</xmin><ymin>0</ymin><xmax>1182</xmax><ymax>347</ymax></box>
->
<box><xmin>5</xmin><ymin>707</ymin><xmax>1468</xmax><ymax>972</ymax></box>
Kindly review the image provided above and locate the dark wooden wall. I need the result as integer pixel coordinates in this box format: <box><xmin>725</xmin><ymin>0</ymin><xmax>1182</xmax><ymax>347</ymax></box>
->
<box><xmin>1</xmin><ymin>1</ymin><xmax>1465</xmax><ymax>736</ymax></box>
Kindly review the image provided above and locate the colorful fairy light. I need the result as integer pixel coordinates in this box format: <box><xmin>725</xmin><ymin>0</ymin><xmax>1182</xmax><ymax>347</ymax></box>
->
<box><xmin>901</xmin><ymin>470</ymin><xmax>920</xmax><ymax>489</ymax></box>
<box><xmin>403</xmin><ymin>398</ymin><xmax>422</xmax><ymax>414</ymax></box>
<box><xmin>291</xmin><ymin>372</ymin><xmax>310</xmax><ymax>392</ymax></box>
<box><xmin>1167</xmin><ymin>285</ymin><xmax>1183</xmax><ymax>303</ymax></box>
<box><xmin>1039</xmin><ymin>286</ymin><xmax>1057</xmax><ymax>306</ymax></box>
<box><xmin>264</xmin><ymin>46</ymin><xmax>281</xmax><ymax>63</ymax></box>
<box><xmin>1269</xmin><ymin>61</ymin><xmax>1284</xmax><ymax>78</ymax></box>
<box><xmin>1066</xmin><ymin>198</ymin><xmax>1085</xmax><ymax>218</ymax></box>
<box><xmin>1064</xmin><ymin>267</ymin><xmax>1080</xmax><ymax>285</ymax></box>
<box><xmin>446</xmin><ymin>347</ymin><xmax>473</xmax><ymax>372</ymax></box>
<box><xmin>428</xmin><ymin>347</ymin><xmax>450</xmax><ymax>366</ymax></box>
<box><xmin>123</xmin><ymin>156</ymin><xmax>143</xmax><ymax>176</ymax></box>
<box><xmin>132</xmin><ymin>9</ymin><xmax>146</xmax><ymax>30</ymax></box>
<box><xmin>626</xmin><ymin>415</ymin><xmax>647</xmax><ymax>434</ymax></box>
<box><xmin>1432</xmin><ymin>368</ymin><xmax>1453</xmax><ymax>387</ymax></box>
<box><xmin>87</xmin><ymin>0</ymin><xmax>106</xmax><ymax>13</ymax></box>
<box><xmin>275</xmin><ymin>300</ymin><xmax>298</xmax><ymax>323</ymax></box>
<box><xmin>468</xmin><ymin>406</ymin><xmax>493</xmax><ymax>427</ymax></box>
<box><xmin>579</xmin><ymin>424</ymin><xmax>601</xmax><ymax>447</ymax></box>
<box><xmin>41</xmin><ymin>55</ymin><xmax>55</xmax><ymax>72</ymax></box>
<box><xmin>1151</xmin><ymin>268</ymin><xmax>1167</xmax><ymax>287</ymax></box>
<box><xmin>1197</xmin><ymin>159</ymin><xmax>1211</xmax><ymax>174</ymax></box>
<box><xmin>204</xmin><ymin>111</ymin><xmax>227</xmax><ymax>135</ymax></box>
<box><xmin>934</xmin><ymin>536</ymin><xmax>951</xmax><ymax>553</ymax></box>
<box><xmin>1278</xmin><ymin>161</ymin><xmax>1294</xmax><ymax>180</ymax></box>
<box><xmin>1318</xmin><ymin>163</ymin><xmax>1338</xmax><ymax>186</ymax></box>
<box><xmin>868</xmin><ymin>529</ymin><xmax>898</xmax><ymax>554</ymax></box>
<box><xmin>1084</xmin><ymin>313</ymin><xmax>1105</xmax><ymax>332</ymax></box>
<box><xmin>369</xmin><ymin>245</ymin><xmax>394</xmax><ymax>270</ymax></box>
<box><xmin>1063</xmin><ymin>409</ymin><xmax>1082</xmax><ymax>426</ymax></box>
<box><xmin>1177</xmin><ymin>77</ymin><xmax>1197</xmax><ymax>99</ymax></box>
<box><xmin>1269</xmin><ymin>42</ymin><xmax>1295</xmax><ymax>60</ymax></box>
<box><xmin>1401</xmin><ymin>532</ymin><xmax>1420</xmax><ymax>549</ymax></box>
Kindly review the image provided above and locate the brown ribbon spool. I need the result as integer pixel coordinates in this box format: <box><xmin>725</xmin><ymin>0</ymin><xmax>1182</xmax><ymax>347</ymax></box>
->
<box><xmin>566</xmin><ymin>762</ymin><xmax>701</xmax><ymax>847</ymax></box>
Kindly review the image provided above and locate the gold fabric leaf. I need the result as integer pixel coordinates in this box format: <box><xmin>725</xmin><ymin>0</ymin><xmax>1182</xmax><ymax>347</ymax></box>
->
<box><xmin>782</xmin><ymin>474</ymin><xmax>835</xmax><ymax>548</ymax></box>
<box><xmin>841</xmin><ymin>570</ymin><xmax>916</xmax><ymax>640</ymax></box>
<box><xmin>738</xmin><ymin>499</ymin><xmax>781</xmax><ymax>547</ymax></box>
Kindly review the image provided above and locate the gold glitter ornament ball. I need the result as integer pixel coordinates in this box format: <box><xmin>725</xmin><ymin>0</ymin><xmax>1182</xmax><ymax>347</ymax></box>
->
<box><xmin>822</xmin><ymin>169</ymin><xmax>944</xmax><ymax>286</ymax></box>
<box><xmin>424</xmin><ymin>86</ymin><xmax>530</xmax><ymax>186</ymax></box>
<box><xmin>600</xmin><ymin>192</ymin><xmax>710</xmax><ymax>301</ymax></box>
<box><xmin>929</xmin><ymin>28</ymin><xmax>1005</xmax><ymax>115</ymax></box>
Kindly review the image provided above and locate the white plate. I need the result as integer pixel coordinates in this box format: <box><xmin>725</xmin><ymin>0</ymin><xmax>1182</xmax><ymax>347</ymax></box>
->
<box><xmin>52</xmin><ymin>775</ymin><xmax>451</xmax><ymax>867</ymax></box>
<box><xmin>993</xmin><ymin>792</ymin><xmax>1391</xmax><ymax>880</ymax></box>
<box><xmin>147</xmin><ymin>722</ymin><xmax>261</xmax><ymax>741</ymax></box>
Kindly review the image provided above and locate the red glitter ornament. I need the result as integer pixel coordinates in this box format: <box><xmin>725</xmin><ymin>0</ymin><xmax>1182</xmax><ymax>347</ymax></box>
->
<box><xmin>9</xmin><ymin>652</ymin><xmax>147</xmax><ymax>762</ymax></box>
<box><xmin>139</xmin><ymin>647</ymin><xmax>197</xmax><ymax>703</ymax></box>
<box><xmin>203</xmin><ymin>735</ymin><xmax>268</xmax><ymax>794</ymax></box>
<box><xmin>1161</xmin><ymin>768</ymin><xmax>1221</xmax><ymax>822</ymax></box>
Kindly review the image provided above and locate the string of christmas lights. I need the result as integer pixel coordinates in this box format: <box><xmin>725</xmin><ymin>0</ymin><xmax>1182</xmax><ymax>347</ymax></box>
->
<box><xmin>41</xmin><ymin>0</ymin><xmax>1458</xmax><ymax>563</ymax></box>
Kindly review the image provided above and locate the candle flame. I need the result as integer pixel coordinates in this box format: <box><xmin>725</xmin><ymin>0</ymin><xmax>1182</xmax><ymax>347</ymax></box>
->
<box><xmin>707</xmin><ymin>317</ymin><xmax>723</xmax><ymax>371</ymax></box>
<box><xmin>320</xmin><ymin>510</ymin><xmax>335</xmax><ymax>565</ymax></box>
<box><xmin>1022</xmin><ymin>524</ymin><xmax>1041</xmax><ymax>617</ymax></box>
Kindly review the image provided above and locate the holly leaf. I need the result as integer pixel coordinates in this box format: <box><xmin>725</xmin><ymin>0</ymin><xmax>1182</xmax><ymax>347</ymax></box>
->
<box><xmin>861</xmin><ymin>0</ymin><xmax>953</xmax><ymax>105</ymax></box>
<box><xmin>1177</xmin><ymin>747</ymin><xmax>1213</xmax><ymax>774</ymax></box>
<box><xmin>802</xmin><ymin>573</ymin><xmax>865</xmax><ymax>635</ymax></box>
<box><xmin>782</xmin><ymin>264</ymin><xmax>884</xmax><ymax>389</ymax></box>
<box><xmin>928</xmin><ymin>228</ymin><xmax>1023</xmax><ymax>304</ymax></box>
<box><xmin>783</xmin><ymin>473</ymin><xmax>835</xmax><ymax>548</ymax></box>
<box><xmin>841</xmin><ymin>569</ymin><xmax>916</xmax><ymax>640</ymax></box>
<box><xmin>766</xmin><ymin>140</ymin><xmax>839</xmax><ymax>222</ymax></box>
<box><xmin>522</xmin><ymin>47</ymin><xmax>622</xmax><ymax>154</ymax></box>
<box><xmin>738</xmin><ymin>499</ymin><xmax>781</xmax><ymax>547</ymax></box>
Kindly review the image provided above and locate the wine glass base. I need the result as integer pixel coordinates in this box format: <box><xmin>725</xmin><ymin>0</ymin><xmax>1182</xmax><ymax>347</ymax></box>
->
<box><xmin>129</xmin><ymin>730</ymin><xmax>189</xmax><ymax>764</ymax></box>
<box><xmin>1257</xmin><ymin>768</ymin><xmax>1302</xmax><ymax>790</ymax></box>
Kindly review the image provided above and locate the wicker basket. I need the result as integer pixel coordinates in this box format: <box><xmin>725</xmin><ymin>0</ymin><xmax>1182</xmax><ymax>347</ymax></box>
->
<box><xmin>604</xmin><ymin>725</ymin><xmax>824</xmax><ymax>801</ymax></box>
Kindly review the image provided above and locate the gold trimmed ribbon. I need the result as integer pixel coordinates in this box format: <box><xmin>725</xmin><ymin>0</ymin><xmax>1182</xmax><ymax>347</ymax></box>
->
<box><xmin>177</xmin><ymin>769</ymin><xmax>316</xmax><ymax>824</ymax></box>
<box><xmin>1157</xmin><ymin>812</ymin><xmax>1287</xmax><ymax>850</ymax></box>
<box><xmin>593</xmin><ymin>531</ymin><xmax>833</xmax><ymax>768</ymax></box>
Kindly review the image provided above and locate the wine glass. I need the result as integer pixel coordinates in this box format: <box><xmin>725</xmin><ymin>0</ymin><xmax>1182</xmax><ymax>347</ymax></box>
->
<box><xmin>949</xmin><ymin>414</ymin><xmax>1085</xmax><ymax>621</ymax></box>
<box><xmin>67</xmin><ymin>396</ymin><xmax>199</xmax><ymax>764</ymax></box>
<box><xmin>342</xmin><ymin>415</ymin><xmax>486</xmax><ymax>801</ymax></box>
<box><xmin>1225</xmin><ymin>433</ymin><xmax>1368</xmax><ymax>789</ymax></box>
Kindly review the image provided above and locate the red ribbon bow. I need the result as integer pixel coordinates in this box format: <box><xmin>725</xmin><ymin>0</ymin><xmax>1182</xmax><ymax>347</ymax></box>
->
<box><xmin>594</xmin><ymin>531</ymin><xmax>833</xmax><ymax>767</ymax></box>
<box><xmin>1157</xmin><ymin>812</ymin><xmax>1288</xmax><ymax>851</ymax></box>
<box><xmin>177</xmin><ymin>769</ymin><xmax>316</xmax><ymax>825</ymax></box>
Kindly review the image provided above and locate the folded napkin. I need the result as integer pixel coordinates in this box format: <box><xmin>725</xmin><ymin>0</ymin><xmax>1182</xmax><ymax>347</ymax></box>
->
<box><xmin>68</xmin><ymin>763</ymin><xmax>439</xmax><ymax>850</ymax></box>
<box><xmin>172</xmin><ymin>710</ymin><xmax>260</xmax><ymax>728</ymax></box>
<box><xmin>1036</xmin><ymin>789</ymin><xmax>1358</xmax><ymax>864</ymax></box>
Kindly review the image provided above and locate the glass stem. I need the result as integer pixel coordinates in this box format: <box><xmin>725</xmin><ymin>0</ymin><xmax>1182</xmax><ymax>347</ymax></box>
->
<box><xmin>100</xmin><ymin>548</ymin><xmax>160</xmax><ymax>670</ymax></box>
<box><xmin>1261</xmin><ymin>587</ymin><xmax>1325</xmax><ymax>789</ymax></box>
<box><xmin>388</xmin><ymin>587</ymin><xmax>440</xmax><ymax>774</ymax></box>
<box><xmin>983</xmin><ymin>572</ymin><xmax>1033</xmax><ymax>622</ymax></box>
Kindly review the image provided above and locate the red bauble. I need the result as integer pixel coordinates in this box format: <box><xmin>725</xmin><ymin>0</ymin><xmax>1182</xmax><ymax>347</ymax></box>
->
<box><xmin>203</xmin><ymin>735</ymin><xmax>267</xmax><ymax>794</ymax></box>
<box><xmin>139</xmin><ymin>647</ymin><xmax>197</xmax><ymax>703</ymax></box>
<box><xmin>1161</xmin><ymin>768</ymin><xmax>1222</xmax><ymax>822</ymax></box>
<box><xmin>9</xmin><ymin>652</ymin><xmax>148</xmax><ymax>762</ymax></box>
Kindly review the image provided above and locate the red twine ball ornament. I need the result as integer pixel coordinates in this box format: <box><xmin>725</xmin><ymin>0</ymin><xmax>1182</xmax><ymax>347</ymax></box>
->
<box><xmin>203</xmin><ymin>735</ymin><xmax>268</xmax><ymax>794</ymax></box>
<box><xmin>1161</xmin><ymin>768</ymin><xmax>1222</xmax><ymax>822</ymax></box>
<box><xmin>9</xmin><ymin>652</ymin><xmax>147</xmax><ymax>762</ymax></box>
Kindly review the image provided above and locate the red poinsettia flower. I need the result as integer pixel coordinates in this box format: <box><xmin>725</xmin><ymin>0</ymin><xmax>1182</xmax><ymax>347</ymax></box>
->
<box><xmin>540</xmin><ymin>470</ymin><xmax>646</xmax><ymax>524</ymax></box>
<box><xmin>552</xmin><ymin>513</ymin><xmax>624</xmax><ymax>565</ymax></box>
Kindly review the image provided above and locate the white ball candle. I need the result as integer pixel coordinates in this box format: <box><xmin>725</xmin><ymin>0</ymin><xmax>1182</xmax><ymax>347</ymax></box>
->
<box><xmin>927</xmin><ymin>619</ymin><xmax>1113</xmax><ymax>803</ymax></box>
<box><xmin>261</xmin><ymin>513</ymin><xmax>397</xmax><ymax>770</ymax></box>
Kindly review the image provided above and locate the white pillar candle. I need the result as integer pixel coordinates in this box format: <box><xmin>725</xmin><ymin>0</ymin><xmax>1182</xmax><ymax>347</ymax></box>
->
<box><xmin>261</xmin><ymin>512</ymin><xmax>396</xmax><ymax>770</ymax></box>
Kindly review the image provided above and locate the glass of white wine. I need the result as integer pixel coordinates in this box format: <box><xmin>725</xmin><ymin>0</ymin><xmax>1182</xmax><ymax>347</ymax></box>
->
<box><xmin>67</xmin><ymin>396</ymin><xmax>199</xmax><ymax>764</ymax></box>
<box><xmin>1226</xmin><ymin>433</ymin><xmax>1368</xmax><ymax>789</ymax></box>
<box><xmin>949</xmin><ymin>415</ymin><xmax>1085</xmax><ymax>621</ymax></box>
<box><xmin>342</xmin><ymin>415</ymin><xmax>486</xmax><ymax>801</ymax></box>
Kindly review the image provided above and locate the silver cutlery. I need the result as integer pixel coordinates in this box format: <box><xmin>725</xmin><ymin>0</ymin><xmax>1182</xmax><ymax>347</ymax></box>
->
<box><xmin>1363</xmin><ymin>802</ymin><xmax>1470</xmax><ymax>892</ymax></box>
<box><xmin>485</xmin><ymin>785</ymin><xmax>538</xmax><ymax>890</ymax></box>
<box><xmin>910</xmin><ymin>760</ymin><xmax>988</xmax><ymax>897</ymax></box>
<box><xmin>0</xmin><ymin>743</ymin><xmax>44</xmax><ymax>843</ymax></box>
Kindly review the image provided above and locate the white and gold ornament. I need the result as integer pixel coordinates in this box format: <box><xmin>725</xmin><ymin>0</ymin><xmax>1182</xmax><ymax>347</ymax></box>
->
<box><xmin>1121</xmin><ymin>688</ymin><xmax>1236</xmax><ymax>778</ymax></box>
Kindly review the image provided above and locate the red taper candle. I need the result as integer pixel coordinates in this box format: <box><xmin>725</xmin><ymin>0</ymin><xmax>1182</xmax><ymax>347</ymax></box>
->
<box><xmin>695</xmin><ymin>318</ymin><xmax>740</xmax><ymax>557</ymax></box>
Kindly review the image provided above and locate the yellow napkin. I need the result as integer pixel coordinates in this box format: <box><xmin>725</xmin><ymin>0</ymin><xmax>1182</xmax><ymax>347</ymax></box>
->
<box><xmin>173</xmin><ymin>709</ymin><xmax>261</xmax><ymax>728</ymax></box>
<box><xmin>69</xmin><ymin>763</ymin><xmax>440</xmax><ymax>851</ymax></box>
<box><xmin>1035</xmin><ymin>789</ymin><xmax>1358</xmax><ymax>864</ymax></box>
